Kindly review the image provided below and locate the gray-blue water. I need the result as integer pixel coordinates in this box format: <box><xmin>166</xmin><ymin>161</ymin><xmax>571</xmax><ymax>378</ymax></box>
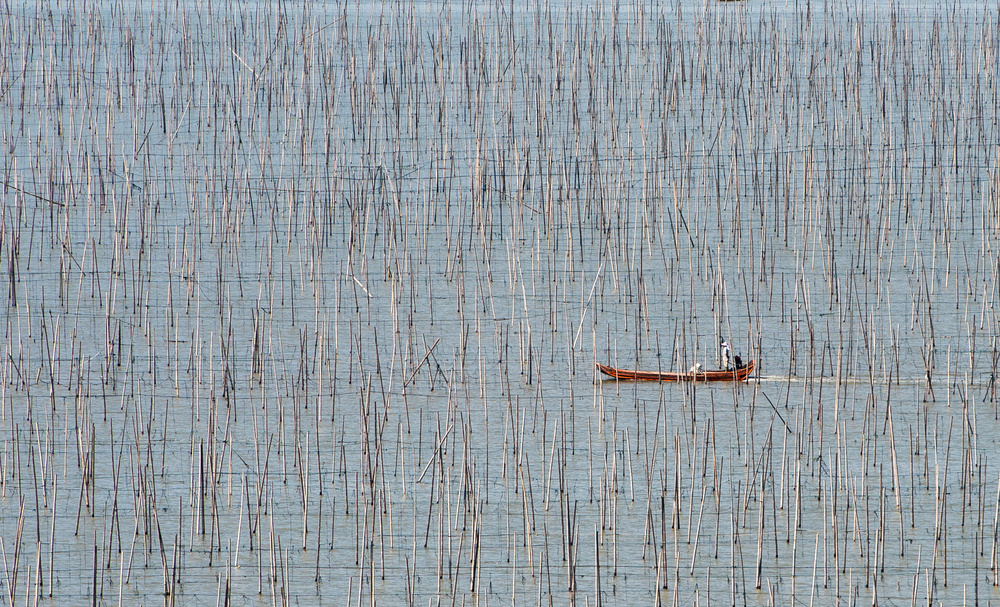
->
<box><xmin>2</xmin><ymin>0</ymin><xmax>999</xmax><ymax>604</ymax></box>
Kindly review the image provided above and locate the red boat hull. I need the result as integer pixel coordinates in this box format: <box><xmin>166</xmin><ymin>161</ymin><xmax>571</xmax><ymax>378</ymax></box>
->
<box><xmin>596</xmin><ymin>359</ymin><xmax>755</xmax><ymax>382</ymax></box>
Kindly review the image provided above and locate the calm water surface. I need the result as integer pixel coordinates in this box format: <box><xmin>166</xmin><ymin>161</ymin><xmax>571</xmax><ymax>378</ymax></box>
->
<box><xmin>2</xmin><ymin>0</ymin><xmax>1000</xmax><ymax>605</ymax></box>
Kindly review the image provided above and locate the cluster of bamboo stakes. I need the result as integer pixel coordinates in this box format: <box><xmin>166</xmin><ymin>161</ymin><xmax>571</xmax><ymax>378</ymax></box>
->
<box><xmin>1</xmin><ymin>0</ymin><xmax>1000</xmax><ymax>604</ymax></box>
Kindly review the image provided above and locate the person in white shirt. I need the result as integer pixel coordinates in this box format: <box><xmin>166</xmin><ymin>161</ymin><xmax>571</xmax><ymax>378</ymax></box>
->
<box><xmin>720</xmin><ymin>339</ymin><xmax>732</xmax><ymax>370</ymax></box>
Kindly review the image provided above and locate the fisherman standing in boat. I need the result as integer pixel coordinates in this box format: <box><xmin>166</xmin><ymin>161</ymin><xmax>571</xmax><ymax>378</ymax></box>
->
<box><xmin>720</xmin><ymin>339</ymin><xmax>732</xmax><ymax>370</ymax></box>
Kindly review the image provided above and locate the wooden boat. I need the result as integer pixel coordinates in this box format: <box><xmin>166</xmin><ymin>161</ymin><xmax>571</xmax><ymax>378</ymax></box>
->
<box><xmin>596</xmin><ymin>359</ymin><xmax>755</xmax><ymax>382</ymax></box>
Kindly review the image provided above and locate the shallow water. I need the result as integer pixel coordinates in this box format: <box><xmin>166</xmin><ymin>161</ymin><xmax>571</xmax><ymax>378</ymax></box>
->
<box><xmin>2</xmin><ymin>0</ymin><xmax>1000</xmax><ymax>605</ymax></box>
